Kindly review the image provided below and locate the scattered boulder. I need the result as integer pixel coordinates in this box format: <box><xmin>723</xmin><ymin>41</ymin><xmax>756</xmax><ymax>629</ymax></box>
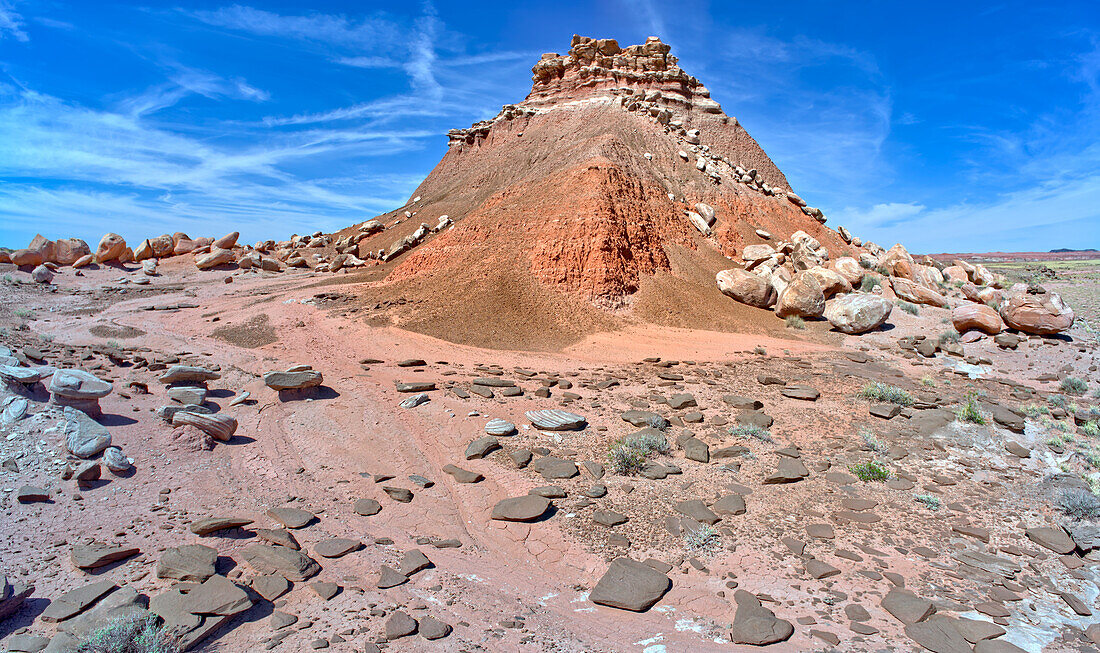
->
<box><xmin>490</xmin><ymin>495</ymin><xmax>551</xmax><ymax>522</ymax></box>
<box><xmin>952</xmin><ymin>303</ymin><xmax>1003</xmax><ymax>335</ymax></box>
<box><xmin>892</xmin><ymin>277</ymin><xmax>947</xmax><ymax>307</ymax></box>
<box><xmin>728</xmin><ymin>589</ymin><xmax>794</xmax><ymax>645</ymax></box>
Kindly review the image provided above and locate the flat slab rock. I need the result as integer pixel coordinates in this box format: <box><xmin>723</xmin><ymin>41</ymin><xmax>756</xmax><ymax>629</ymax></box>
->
<box><xmin>71</xmin><ymin>543</ymin><xmax>140</xmax><ymax>570</ymax></box>
<box><xmin>190</xmin><ymin>516</ymin><xmax>253</xmax><ymax>535</ymax></box>
<box><xmin>1025</xmin><ymin>526</ymin><xmax>1076</xmax><ymax>554</ymax></box>
<box><xmin>49</xmin><ymin>369</ymin><xmax>113</xmax><ymax>399</ymax></box>
<box><xmin>314</xmin><ymin>538</ymin><xmax>361</xmax><ymax>558</ymax></box>
<box><xmin>241</xmin><ymin>544</ymin><xmax>321</xmax><ymax>581</ymax></box>
<box><xmin>264</xmin><ymin>370</ymin><xmax>323</xmax><ymax>390</ymax></box>
<box><xmin>267</xmin><ymin>507</ymin><xmax>315</xmax><ymax>529</ymax></box>
<box><xmin>490</xmin><ymin>495</ymin><xmax>551</xmax><ymax>522</ymax></box>
<box><xmin>589</xmin><ymin>557</ymin><xmax>671</xmax><ymax>612</ymax></box>
<box><xmin>780</xmin><ymin>385</ymin><xmax>820</xmax><ymax>401</ymax></box>
<box><xmin>41</xmin><ymin>580</ymin><xmax>117</xmax><ymax>622</ymax></box>
<box><xmin>525</xmin><ymin>409</ymin><xmax>586</xmax><ymax>431</ymax></box>
<box><xmin>395</xmin><ymin>381</ymin><xmax>436</xmax><ymax>393</ymax></box>
<box><xmin>157</xmin><ymin>544</ymin><xmax>218</xmax><ymax>582</ymax></box>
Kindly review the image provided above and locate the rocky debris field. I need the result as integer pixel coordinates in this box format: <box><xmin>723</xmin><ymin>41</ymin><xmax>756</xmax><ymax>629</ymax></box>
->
<box><xmin>0</xmin><ymin>245</ymin><xmax>1098</xmax><ymax>653</ymax></box>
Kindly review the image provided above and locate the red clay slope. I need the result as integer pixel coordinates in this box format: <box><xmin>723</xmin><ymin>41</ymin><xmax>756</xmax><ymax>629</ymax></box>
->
<box><xmin>341</xmin><ymin>35</ymin><xmax>850</xmax><ymax>349</ymax></box>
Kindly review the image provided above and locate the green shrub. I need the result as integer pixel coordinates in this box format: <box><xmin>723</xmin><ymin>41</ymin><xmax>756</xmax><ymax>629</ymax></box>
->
<box><xmin>849</xmin><ymin>461</ymin><xmax>891</xmax><ymax>482</ymax></box>
<box><xmin>13</xmin><ymin>308</ymin><xmax>31</xmax><ymax>318</ymax></box>
<box><xmin>938</xmin><ymin>329</ymin><xmax>961</xmax><ymax>345</ymax></box>
<box><xmin>1086</xmin><ymin>450</ymin><xmax>1100</xmax><ymax>470</ymax></box>
<box><xmin>1049</xmin><ymin>394</ymin><xmax>1067</xmax><ymax>408</ymax></box>
<box><xmin>784</xmin><ymin>316</ymin><xmax>805</xmax><ymax>330</ymax></box>
<box><xmin>914</xmin><ymin>494</ymin><xmax>941</xmax><ymax>510</ymax></box>
<box><xmin>955</xmin><ymin>395</ymin><xmax>986</xmax><ymax>424</ymax></box>
<box><xmin>859</xmin><ymin>276</ymin><xmax>877</xmax><ymax>292</ymax></box>
<box><xmin>729</xmin><ymin>424</ymin><xmax>773</xmax><ymax>443</ymax></box>
<box><xmin>858</xmin><ymin>259</ymin><xmax>872</xmax><ymax>270</ymax></box>
<box><xmin>1061</xmin><ymin>377</ymin><xmax>1088</xmax><ymax>396</ymax></box>
<box><xmin>75</xmin><ymin>615</ymin><xmax>179</xmax><ymax>653</ymax></box>
<box><xmin>898</xmin><ymin>300</ymin><xmax>920</xmax><ymax>315</ymax></box>
<box><xmin>858</xmin><ymin>382</ymin><xmax>913</xmax><ymax>406</ymax></box>
<box><xmin>920</xmin><ymin>376</ymin><xmax>936</xmax><ymax>388</ymax></box>
<box><xmin>1083</xmin><ymin>421</ymin><xmax>1100</xmax><ymax>438</ymax></box>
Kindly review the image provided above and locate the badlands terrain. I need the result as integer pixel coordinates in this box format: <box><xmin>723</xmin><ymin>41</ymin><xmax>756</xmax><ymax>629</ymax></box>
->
<box><xmin>2</xmin><ymin>35</ymin><xmax>1100</xmax><ymax>653</ymax></box>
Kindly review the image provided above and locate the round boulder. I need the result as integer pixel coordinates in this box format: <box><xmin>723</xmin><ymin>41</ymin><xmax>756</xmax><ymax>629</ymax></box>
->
<box><xmin>95</xmin><ymin>233</ymin><xmax>127</xmax><ymax>263</ymax></box>
<box><xmin>824</xmin><ymin>294</ymin><xmax>893</xmax><ymax>334</ymax></box>
<box><xmin>716</xmin><ymin>268</ymin><xmax>776</xmax><ymax>308</ymax></box>
<box><xmin>775</xmin><ymin>271</ymin><xmax>825</xmax><ymax>318</ymax></box>
<box><xmin>1000</xmin><ymin>288</ymin><xmax>1074</xmax><ymax>334</ymax></box>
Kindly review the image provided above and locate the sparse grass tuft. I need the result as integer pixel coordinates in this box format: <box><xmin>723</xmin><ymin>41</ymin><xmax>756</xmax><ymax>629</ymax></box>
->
<box><xmin>13</xmin><ymin>308</ymin><xmax>31</xmax><ymax>318</ymax></box>
<box><xmin>914</xmin><ymin>494</ymin><xmax>941</xmax><ymax>510</ymax></box>
<box><xmin>1083</xmin><ymin>421</ymin><xmax>1100</xmax><ymax>438</ymax></box>
<box><xmin>75</xmin><ymin>614</ymin><xmax>179</xmax><ymax>653</ymax></box>
<box><xmin>608</xmin><ymin>431</ymin><xmax>669</xmax><ymax>475</ymax></box>
<box><xmin>938</xmin><ymin>329</ymin><xmax>961</xmax><ymax>345</ymax></box>
<box><xmin>1061</xmin><ymin>377</ymin><xmax>1088</xmax><ymax>396</ymax></box>
<box><xmin>1086</xmin><ymin>450</ymin><xmax>1100</xmax><ymax>469</ymax></box>
<box><xmin>920</xmin><ymin>376</ymin><xmax>936</xmax><ymax>388</ymax></box>
<box><xmin>849</xmin><ymin>461</ymin><xmax>891</xmax><ymax>482</ymax></box>
<box><xmin>860</xmin><ymin>428</ymin><xmax>888</xmax><ymax>454</ymax></box>
<box><xmin>955</xmin><ymin>395</ymin><xmax>986</xmax><ymax>424</ymax></box>
<box><xmin>1021</xmin><ymin>403</ymin><xmax>1049</xmax><ymax>418</ymax></box>
<box><xmin>898</xmin><ymin>300</ymin><xmax>920</xmax><ymax>315</ymax></box>
<box><xmin>645</xmin><ymin>414</ymin><xmax>670</xmax><ymax>431</ymax></box>
<box><xmin>859</xmin><ymin>382</ymin><xmax>913</xmax><ymax>406</ymax></box>
<box><xmin>1049</xmin><ymin>394</ymin><xmax>1067</xmax><ymax>408</ymax></box>
<box><xmin>729</xmin><ymin>424</ymin><xmax>773</xmax><ymax>443</ymax></box>
<box><xmin>784</xmin><ymin>316</ymin><xmax>806</xmax><ymax>330</ymax></box>
<box><xmin>683</xmin><ymin>524</ymin><xmax>721</xmax><ymax>553</ymax></box>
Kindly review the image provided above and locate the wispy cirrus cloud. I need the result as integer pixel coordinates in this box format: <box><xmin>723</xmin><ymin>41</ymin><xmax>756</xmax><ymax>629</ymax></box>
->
<box><xmin>187</xmin><ymin>4</ymin><xmax>401</xmax><ymax>51</ymax></box>
<box><xmin>0</xmin><ymin>0</ymin><xmax>28</xmax><ymax>41</ymax></box>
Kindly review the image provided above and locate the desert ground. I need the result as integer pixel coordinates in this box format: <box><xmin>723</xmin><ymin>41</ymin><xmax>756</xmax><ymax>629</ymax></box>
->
<box><xmin>2</xmin><ymin>35</ymin><xmax>1100</xmax><ymax>653</ymax></box>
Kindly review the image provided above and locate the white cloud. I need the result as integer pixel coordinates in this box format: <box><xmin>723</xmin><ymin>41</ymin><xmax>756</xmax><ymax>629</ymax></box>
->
<box><xmin>0</xmin><ymin>0</ymin><xmax>28</xmax><ymax>42</ymax></box>
<box><xmin>0</xmin><ymin>82</ymin><xmax>437</xmax><ymax>246</ymax></box>
<box><xmin>834</xmin><ymin>174</ymin><xmax>1100</xmax><ymax>253</ymax></box>
<box><xmin>188</xmin><ymin>4</ymin><xmax>400</xmax><ymax>51</ymax></box>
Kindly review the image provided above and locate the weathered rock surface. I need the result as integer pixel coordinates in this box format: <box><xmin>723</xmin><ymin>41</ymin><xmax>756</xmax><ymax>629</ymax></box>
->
<box><xmin>589</xmin><ymin>557</ymin><xmax>671</xmax><ymax>612</ymax></box>
<box><xmin>999</xmin><ymin>287</ymin><xmax>1074</xmax><ymax>334</ymax></box>
<box><xmin>825</xmin><ymin>294</ymin><xmax>892</xmax><ymax>334</ymax></box>
<box><xmin>716</xmin><ymin>268</ymin><xmax>776</xmax><ymax>308</ymax></box>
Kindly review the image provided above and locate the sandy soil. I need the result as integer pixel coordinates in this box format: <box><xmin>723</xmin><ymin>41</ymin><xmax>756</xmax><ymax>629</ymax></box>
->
<box><xmin>0</xmin><ymin>256</ymin><xmax>1098</xmax><ymax>653</ymax></box>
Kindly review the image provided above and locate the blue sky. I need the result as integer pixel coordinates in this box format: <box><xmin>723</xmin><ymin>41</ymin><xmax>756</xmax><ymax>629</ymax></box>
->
<box><xmin>1</xmin><ymin>1</ymin><xmax>1098</xmax><ymax>253</ymax></box>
